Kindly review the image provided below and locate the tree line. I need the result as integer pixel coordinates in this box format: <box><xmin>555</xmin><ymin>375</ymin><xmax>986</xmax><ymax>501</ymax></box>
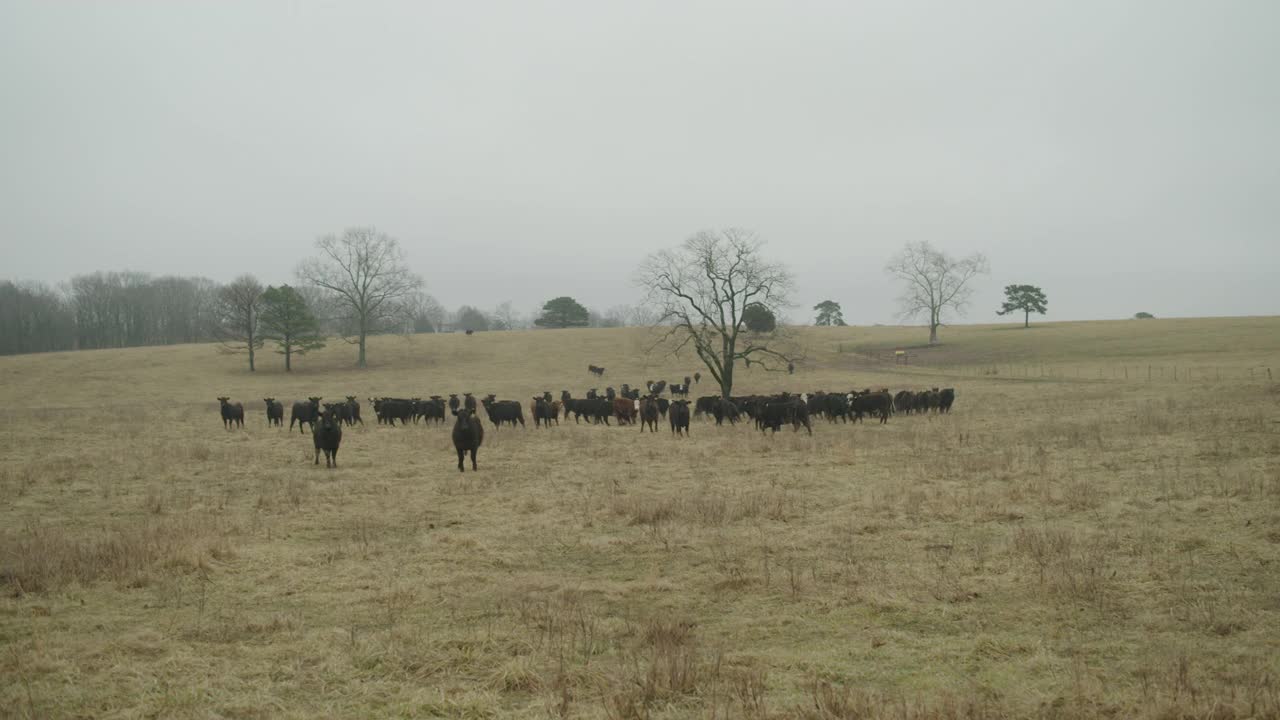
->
<box><xmin>0</xmin><ymin>227</ymin><xmax>658</xmax><ymax>361</ymax></box>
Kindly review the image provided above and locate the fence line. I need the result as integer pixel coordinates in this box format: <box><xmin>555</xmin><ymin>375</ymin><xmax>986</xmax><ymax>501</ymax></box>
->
<box><xmin>851</xmin><ymin>351</ymin><xmax>1273</xmax><ymax>384</ymax></box>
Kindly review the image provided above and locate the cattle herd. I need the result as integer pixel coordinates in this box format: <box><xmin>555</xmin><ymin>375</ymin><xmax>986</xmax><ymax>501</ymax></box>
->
<box><xmin>215</xmin><ymin>376</ymin><xmax>957</xmax><ymax>473</ymax></box>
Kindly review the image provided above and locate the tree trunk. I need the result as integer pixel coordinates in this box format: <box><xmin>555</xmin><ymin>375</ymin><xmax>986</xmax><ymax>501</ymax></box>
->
<box><xmin>1024</xmin><ymin>309</ymin><xmax>1029</xmax><ymax>328</ymax></box>
<box><xmin>929</xmin><ymin>318</ymin><xmax>938</xmax><ymax>344</ymax></box>
<box><xmin>285</xmin><ymin>338</ymin><xmax>292</xmax><ymax>372</ymax></box>
<box><xmin>248</xmin><ymin>328</ymin><xmax>256</xmax><ymax>371</ymax></box>
<box><xmin>358</xmin><ymin>329</ymin><xmax>367</xmax><ymax>368</ymax></box>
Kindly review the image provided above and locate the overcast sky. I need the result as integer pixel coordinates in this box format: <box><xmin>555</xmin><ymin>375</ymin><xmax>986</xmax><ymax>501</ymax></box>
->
<box><xmin>2</xmin><ymin>1</ymin><xmax>1277</xmax><ymax>324</ymax></box>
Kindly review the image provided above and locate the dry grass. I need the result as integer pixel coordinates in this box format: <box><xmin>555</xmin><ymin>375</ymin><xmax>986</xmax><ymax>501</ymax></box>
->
<box><xmin>1</xmin><ymin>318</ymin><xmax>1279</xmax><ymax>718</ymax></box>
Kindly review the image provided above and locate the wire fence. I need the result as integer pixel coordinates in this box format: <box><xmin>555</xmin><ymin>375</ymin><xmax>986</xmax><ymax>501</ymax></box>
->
<box><xmin>852</xmin><ymin>350</ymin><xmax>1274</xmax><ymax>384</ymax></box>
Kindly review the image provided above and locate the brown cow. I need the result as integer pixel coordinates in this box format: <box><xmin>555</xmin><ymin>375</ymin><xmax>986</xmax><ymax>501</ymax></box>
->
<box><xmin>613</xmin><ymin>396</ymin><xmax>636</xmax><ymax>424</ymax></box>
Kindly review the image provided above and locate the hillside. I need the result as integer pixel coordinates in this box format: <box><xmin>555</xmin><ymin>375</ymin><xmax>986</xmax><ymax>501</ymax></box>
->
<box><xmin>1</xmin><ymin>318</ymin><xmax>1279</xmax><ymax>718</ymax></box>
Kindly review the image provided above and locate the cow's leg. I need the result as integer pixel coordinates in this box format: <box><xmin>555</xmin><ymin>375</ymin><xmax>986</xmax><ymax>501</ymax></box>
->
<box><xmin>457</xmin><ymin>447</ymin><xmax>465</xmax><ymax>472</ymax></box>
<box><xmin>469</xmin><ymin>448</ymin><xmax>478</xmax><ymax>470</ymax></box>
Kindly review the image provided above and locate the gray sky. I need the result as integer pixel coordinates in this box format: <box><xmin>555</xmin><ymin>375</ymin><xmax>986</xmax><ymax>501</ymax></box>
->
<box><xmin>2</xmin><ymin>1</ymin><xmax>1277</xmax><ymax>324</ymax></box>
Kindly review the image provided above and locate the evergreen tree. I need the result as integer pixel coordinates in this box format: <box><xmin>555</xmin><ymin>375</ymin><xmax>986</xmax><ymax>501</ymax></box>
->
<box><xmin>534</xmin><ymin>296</ymin><xmax>590</xmax><ymax>328</ymax></box>
<box><xmin>260</xmin><ymin>284</ymin><xmax>326</xmax><ymax>371</ymax></box>
<box><xmin>813</xmin><ymin>300</ymin><xmax>846</xmax><ymax>326</ymax></box>
<box><xmin>996</xmin><ymin>284</ymin><xmax>1048</xmax><ymax>328</ymax></box>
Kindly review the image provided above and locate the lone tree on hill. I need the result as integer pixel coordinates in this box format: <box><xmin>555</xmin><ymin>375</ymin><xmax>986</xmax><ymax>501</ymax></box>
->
<box><xmin>297</xmin><ymin>227</ymin><xmax>423</xmax><ymax>368</ymax></box>
<box><xmin>534</xmin><ymin>296</ymin><xmax>589</xmax><ymax>328</ymax></box>
<box><xmin>1134</xmin><ymin>311</ymin><xmax>1156</xmax><ymax>319</ymax></box>
<box><xmin>997</xmin><ymin>284</ymin><xmax>1048</xmax><ymax>328</ymax></box>
<box><xmin>213</xmin><ymin>274</ymin><xmax>264</xmax><ymax>371</ymax></box>
<box><xmin>813</xmin><ymin>300</ymin><xmax>846</xmax><ymax>326</ymax></box>
<box><xmin>259</xmin><ymin>284</ymin><xmax>326</xmax><ymax>371</ymax></box>
<box><xmin>637</xmin><ymin>227</ymin><xmax>799</xmax><ymax>399</ymax></box>
<box><xmin>885</xmin><ymin>240</ymin><xmax>988</xmax><ymax>344</ymax></box>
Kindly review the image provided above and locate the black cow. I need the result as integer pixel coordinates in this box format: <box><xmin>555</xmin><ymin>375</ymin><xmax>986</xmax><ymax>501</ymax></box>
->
<box><xmin>693</xmin><ymin>372</ymin><xmax>701</xmax><ymax>384</ymax></box>
<box><xmin>713</xmin><ymin>398</ymin><xmax>740</xmax><ymax>426</ymax></box>
<box><xmin>218</xmin><ymin>397</ymin><xmax>244</xmax><ymax>429</ymax></box>
<box><xmin>344</xmin><ymin>396</ymin><xmax>363</xmax><ymax>426</ymax></box>
<box><xmin>452</xmin><ymin>408</ymin><xmax>484</xmax><ymax>472</ymax></box>
<box><xmin>759</xmin><ymin>398</ymin><xmax>812</xmax><ymax>435</ymax></box>
<box><xmin>374</xmin><ymin>398</ymin><xmax>415</xmax><ymax>425</ymax></box>
<box><xmin>263</xmin><ymin>398</ymin><xmax>283</xmax><ymax>427</ymax></box>
<box><xmin>448</xmin><ymin>394</ymin><xmax>460</xmax><ymax>413</ymax></box>
<box><xmin>638</xmin><ymin>396</ymin><xmax>660</xmax><ymax>432</ymax></box>
<box><xmin>605</xmin><ymin>386</ymin><xmax>616</xmax><ymax>401</ymax></box>
<box><xmin>694</xmin><ymin>395</ymin><xmax>719</xmax><ymax>417</ymax></box>
<box><xmin>670</xmin><ymin>383</ymin><xmax>689</xmax><ymax>398</ymax></box>
<box><xmin>669</xmin><ymin>399</ymin><xmax>691</xmax><ymax>436</ymax></box>
<box><xmin>482</xmin><ymin>397</ymin><xmax>525</xmax><ymax>428</ymax></box>
<box><xmin>656</xmin><ymin>397</ymin><xmax>670</xmax><ymax>417</ymax></box>
<box><xmin>290</xmin><ymin>397</ymin><xmax>321</xmax><ymax>434</ymax></box>
<box><xmin>588</xmin><ymin>364</ymin><xmax>605</xmax><ymax>377</ymax></box>
<box><xmin>938</xmin><ymin>388</ymin><xmax>956</xmax><ymax>413</ymax></box>
<box><xmin>649</xmin><ymin>380</ymin><xmax>667</xmax><ymax>396</ymax></box>
<box><xmin>894</xmin><ymin>390</ymin><xmax>915</xmax><ymax>415</ymax></box>
<box><xmin>419</xmin><ymin>396</ymin><xmax>447</xmax><ymax>424</ymax></box>
<box><xmin>532</xmin><ymin>397</ymin><xmax>558</xmax><ymax>428</ymax></box>
<box><xmin>463</xmin><ymin>393</ymin><xmax>477</xmax><ymax>413</ymax></box>
<box><xmin>851</xmin><ymin>391</ymin><xmax>893</xmax><ymax>424</ymax></box>
<box><xmin>313</xmin><ymin>405</ymin><xmax>343</xmax><ymax>468</ymax></box>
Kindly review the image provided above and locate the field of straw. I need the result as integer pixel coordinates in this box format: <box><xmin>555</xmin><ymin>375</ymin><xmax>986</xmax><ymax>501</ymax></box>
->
<box><xmin>2</xmin><ymin>317</ymin><xmax>1279</xmax><ymax>719</ymax></box>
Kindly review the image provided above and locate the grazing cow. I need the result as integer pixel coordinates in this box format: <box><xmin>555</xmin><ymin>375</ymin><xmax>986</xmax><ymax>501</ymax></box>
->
<box><xmin>344</xmin><ymin>396</ymin><xmax>364</xmax><ymax>426</ymax></box>
<box><xmin>613</xmin><ymin>396</ymin><xmax>636</xmax><ymax>424</ymax></box>
<box><xmin>218</xmin><ymin>397</ymin><xmax>244</xmax><ymax>429</ymax></box>
<box><xmin>669</xmin><ymin>399</ymin><xmax>691</xmax><ymax>436</ymax></box>
<box><xmin>451</xmin><ymin>408</ymin><xmax>484</xmax><ymax>472</ymax></box>
<box><xmin>938</xmin><ymin>388</ymin><xmax>956</xmax><ymax>413</ymax></box>
<box><xmin>713</xmin><ymin>398</ymin><xmax>740</xmax><ymax>426</ymax></box>
<box><xmin>693</xmin><ymin>372</ymin><xmax>701</xmax><ymax>384</ymax></box>
<box><xmin>448</xmin><ymin>394</ymin><xmax>460</xmax><ymax>413</ymax></box>
<box><xmin>290</xmin><ymin>397</ymin><xmax>321</xmax><ymax>434</ymax></box>
<box><xmin>313</xmin><ymin>405</ymin><xmax>343</xmax><ymax>467</ymax></box>
<box><xmin>482</xmin><ymin>397</ymin><xmax>525</xmax><ymax>428</ymax></box>
<box><xmin>638</xmin><ymin>396</ymin><xmax>660</xmax><ymax>432</ymax></box>
<box><xmin>263</xmin><ymin>398</ymin><xmax>283</xmax><ymax>427</ymax></box>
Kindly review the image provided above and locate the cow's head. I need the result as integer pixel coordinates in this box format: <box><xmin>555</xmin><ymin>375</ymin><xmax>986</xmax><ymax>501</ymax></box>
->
<box><xmin>217</xmin><ymin>396</ymin><xmax>229</xmax><ymax>404</ymax></box>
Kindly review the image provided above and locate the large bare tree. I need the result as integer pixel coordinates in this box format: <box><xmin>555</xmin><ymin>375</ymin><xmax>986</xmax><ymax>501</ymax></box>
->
<box><xmin>213</xmin><ymin>274</ymin><xmax>265</xmax><ymax>371</ymax></box>
<box><xmin>297</xmin><ymin>227</ymin><xmax>423</xmax><ymax>367</ymax></box>
<box><xmin>885</xmin><ymin>241</ymin><xmax>988</xmax><ymax>344</ymax></box>
<box><xmin>638</xmin><ymin>228</ymin><xmax>798</xmax><ymax>399</ymax></box>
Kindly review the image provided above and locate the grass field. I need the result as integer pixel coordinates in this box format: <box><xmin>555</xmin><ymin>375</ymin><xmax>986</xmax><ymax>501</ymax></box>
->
<box><xmin>2</xmin><ymin>318</ymin><xmax>1279</xmax><ymax>719</ymax></box>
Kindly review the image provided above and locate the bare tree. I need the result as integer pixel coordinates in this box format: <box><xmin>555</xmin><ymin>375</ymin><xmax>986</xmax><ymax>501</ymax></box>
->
<box><xmin>637</xmin><ymin>228</ymin><xmax>798</xmax><ymax>399</ymax></box>
<box><xmin>885</xmin><ymin>241</ymin><xmax>989</xmax><ymax>344</ymax></box>
<box><xmin>491</xmin><ymin>301</ymin><xmax>521</xmax><ymax>331</ymax></box>
<box><xmin>213</xmin><ymin>274</ymin><xmax>264</xmax><ymax>371</ymax></box>
<box><xmin>297</xmin><ymin>227</ymin><xmax>423</xmax><ymax>367</ymax></box>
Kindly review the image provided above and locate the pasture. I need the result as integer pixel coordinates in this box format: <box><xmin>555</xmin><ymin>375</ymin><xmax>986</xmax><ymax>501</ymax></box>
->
<box><xmin>2</xmin><ymin>318</ymin><xmax>1279</xmax><ymax>719</ymax></box>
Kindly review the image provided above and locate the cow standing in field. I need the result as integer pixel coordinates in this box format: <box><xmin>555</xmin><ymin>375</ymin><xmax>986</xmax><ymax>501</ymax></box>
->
<box><xmin>938</xmin><ymin>388</ymin><xmax>956</xmax><ymax>413</ymax></box>
<box><xmin>344</xmin><ymin>396</ymin><xmax>364</xmax><ymax>426</ymax></box>
<box><xmin>693</xmin><ymin>372</ymin><xmax>701</xmax><ymax>384</ymax></box>
<box><xmin>290</xmin><ymin>397</ymin><xmax>321</xmax><ymax>434</ymax></box>
<box><xmin>464</xmin><ymin>393</ymin><xmax>477</xmax><ymax>413</ymax></box>
<box><xmin>613</xmin><ymin>397</ymin><xmax>636</xmax><ymax>424</ymax></box>
<box><xmin>452</xmin><ymin>408</ymin><xmax>484</xmax><ymax>472</ymax></box>
<box><xmin>532</xmin><ymin>396</ymin><xmax>558</xmax><ymax>427</ymax></box>
<box><xmin>263</xmin><ymin>398</ymin><xmax>283</xmax><ymax>427</ymax></box>
<box><xmin>313</xmin><ymin>405</ymin><xmax>343</xmax><ymax>468</ymax></box>
<box><xmin>218</xmin><ymin>397</ymin><xmax>244</xmax><ymax>429</ymax></box>
<box><xmin>638</xmin><ymin>396</ymin><xmax>659</xmax><ymax>432</ymax></box>
<box><xmin>449</xmin><ymin>394</ymin><xmax>460</xmax><ymax>414</ymax></box>
<box><xmin>713</xmin><ymin>399</ymin><xmax>740</xmax><ymax>426</ymax></box>
<box><xmin>669</xmin><ymin>399</ymin><xmax>691</xmax><ymax>436</ymax></box>
<box><xmin>482</xmin><ymin>396</ymin><xmax>525</xmax><ymax>428</ymax></box>
<box><xmin>851</xmin><ymin>390</ymin><xmax>893</xmax><ymax>424</ymax></box>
